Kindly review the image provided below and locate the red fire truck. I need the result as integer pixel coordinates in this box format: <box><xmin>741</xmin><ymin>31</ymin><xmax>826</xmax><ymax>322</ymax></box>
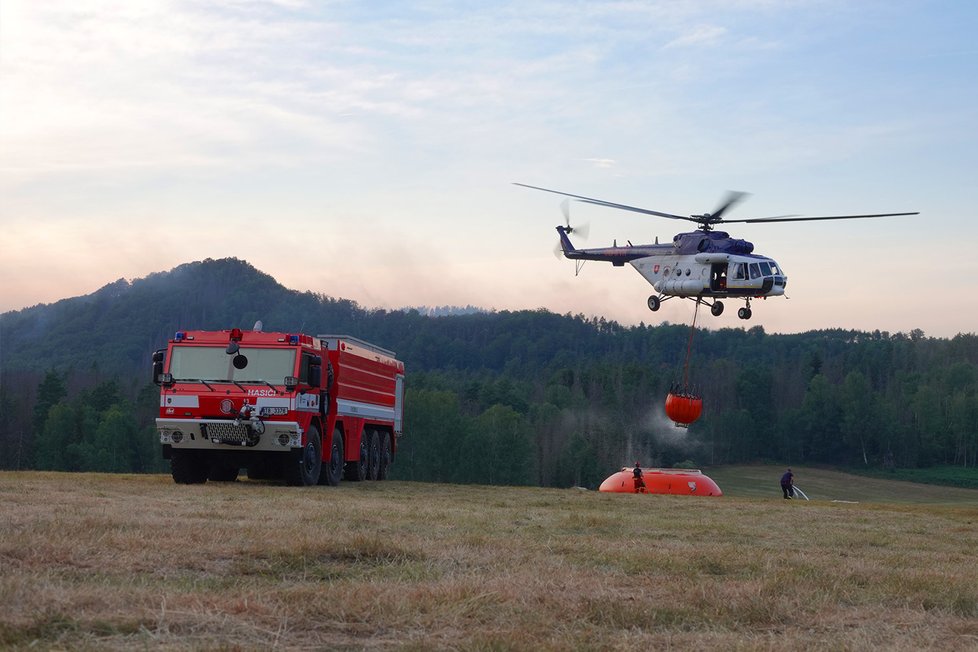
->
<box><xmin>153</xmin><ymin>327</ymin><xmax>405</xmax><ymax>486</ymax></box>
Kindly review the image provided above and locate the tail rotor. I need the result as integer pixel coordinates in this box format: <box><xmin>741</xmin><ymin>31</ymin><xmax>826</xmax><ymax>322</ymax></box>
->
<box><xmin>561</xmin><ymin>198</ymin><xmax>590</xmax><ymax>239</ymax></box>
<box><xmin>555</xmin><ymin>200</ymin><xmax>588</xmax><ymax>258</ymax></box>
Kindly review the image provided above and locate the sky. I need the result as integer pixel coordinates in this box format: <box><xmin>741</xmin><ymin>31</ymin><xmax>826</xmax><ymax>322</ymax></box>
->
<box><xmin>2</xmin><ymin>0</ymin><xmax>977</xmax><ymax>337</ymax></box>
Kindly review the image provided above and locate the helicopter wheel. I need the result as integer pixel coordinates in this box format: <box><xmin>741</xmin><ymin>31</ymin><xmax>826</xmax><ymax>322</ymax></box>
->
<box><xmin>710</xmin><ymin>301</ymin><xmax>724</xmax><ymax>317</ymax></box>
<box><xmin>647</xmin><ymin>296</ymin><xmax>661</xmax><ymax>312</ymax></box>
<box><xmin>738</xmin><ymin>307</ymin><xmax>753</xmax><ymax>320</ymax></box>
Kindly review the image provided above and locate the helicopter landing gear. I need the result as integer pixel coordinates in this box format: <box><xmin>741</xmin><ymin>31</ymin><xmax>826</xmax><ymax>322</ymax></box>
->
<box><xmin>738</xmin><ymin>298</ymin><xmax>753</xmax><ymax>320</ymax></box>
<box><xmin>710</xmin><ymin>301</ymin><xmax>724</xmax><ymax>317</ymax></box>
<box><xmin>647</xmin><ymin>295</ymin><xmax>661</xmax><ymax>312</ymax></box>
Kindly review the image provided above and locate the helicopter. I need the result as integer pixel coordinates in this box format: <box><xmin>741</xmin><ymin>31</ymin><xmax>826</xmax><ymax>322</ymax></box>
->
<box><xmin>515</xmin><ymin>183</ymin><xmax>919</xmax><ymax>319</ymax></box>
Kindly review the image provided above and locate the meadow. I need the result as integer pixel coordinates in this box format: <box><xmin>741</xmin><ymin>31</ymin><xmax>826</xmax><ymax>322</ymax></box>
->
<box><xmin>1</xmin><ymin>467</ymin><xmax>977</xmax><ymax>651</ymax></box>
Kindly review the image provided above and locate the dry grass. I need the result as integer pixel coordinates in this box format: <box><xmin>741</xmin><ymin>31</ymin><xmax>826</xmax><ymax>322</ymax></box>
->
<box><xmin>1</xmin><ymin>471</ymin><xmax>977</xmax><ymax>651</ymax></box>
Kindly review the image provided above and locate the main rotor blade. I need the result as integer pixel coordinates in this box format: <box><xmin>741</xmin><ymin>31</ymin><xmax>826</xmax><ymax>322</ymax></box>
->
<box><xmin>514</xmin><ymin>182</ymin><xmax>694</xmax><ymax>222</ymax></box>
<box><xmin>726</xmin><ymin>211</ymin><xmax>919</xmax><ymax>224</ymax></box>
<box><xmin>709</xmin><ymin>191</ymin><xmax>749</xmax><ymax>221</ymax></box>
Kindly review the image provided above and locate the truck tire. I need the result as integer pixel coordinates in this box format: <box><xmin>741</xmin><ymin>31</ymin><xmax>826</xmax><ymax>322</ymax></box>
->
<box><xmin>319</xmin><ymin>428</ymin><xmax>344</xmax><ymax>486</ymax></box>
<box><xmin>344</xmin><ymin>432</ymin><xmax>368</xmax><ymax>481</ymax></box>
<box><xmin>377</xmin><ymin>433</ymin><xmax>392</xmax><ymax>480</ymax></box>
<box><xmin>172</xmin><ymin>449</ymin><xmax>208</xmax><ymax>484</ymax></box>
<box><xmin>367</xmin><ymin>430</ymin><xmax>381</xmax><ymax>480</ymax></box>
<box><xmin>286</xmin><ymin>424</ymin><xmax>322</xmax><ymax>486</ymax></box>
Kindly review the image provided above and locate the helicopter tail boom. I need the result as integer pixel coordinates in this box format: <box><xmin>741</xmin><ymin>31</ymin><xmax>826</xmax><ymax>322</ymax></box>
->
<box><xmin>556</xmin><ymin>225</ymin><xmax>577</xmax><ymax>256</ymax></box>
<box><xmin>556</xmin><ymin>225</ymin><xmax>661</xmax><ymax>266</ymax></box>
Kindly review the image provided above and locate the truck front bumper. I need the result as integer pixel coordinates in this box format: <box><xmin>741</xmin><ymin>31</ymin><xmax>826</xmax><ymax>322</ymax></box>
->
<box><xmin>156</xmin><ymin>418</ymin><xmax>303</xmax><ymax>452</ymax></box>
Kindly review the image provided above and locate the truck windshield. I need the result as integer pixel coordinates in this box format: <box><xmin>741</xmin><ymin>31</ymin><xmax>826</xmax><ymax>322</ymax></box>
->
<box><xmin>169</xmin><ymin>346</ymin><xmax>296</xmax><ymax>383</ymax></box>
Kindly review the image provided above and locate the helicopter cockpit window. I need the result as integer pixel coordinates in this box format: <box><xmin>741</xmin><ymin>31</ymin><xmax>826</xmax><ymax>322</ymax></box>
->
<box><xmin>749</xmin><ymin>263</ymin><xmax>761</xmax><ymax>280</ymax></box>
<box><xmin>759</xmin><ymin>262</ymin><xmax>772</xmax><ymax>276</ymax></box>
<box><xmin>732</xmin><ymin>263</ymin><xmax>746</xmax><ymax>280</ymax></box>
<box><xmin>769</xmin><ymin>262</ymin><xmax>781</xmax><ymax>275</ymax></box>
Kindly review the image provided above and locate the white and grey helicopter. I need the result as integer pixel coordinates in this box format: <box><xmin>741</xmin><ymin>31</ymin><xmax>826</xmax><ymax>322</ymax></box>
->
<box><xmin>516</xmin><ymin>183</ymin><xmax>918</xmax><ymax>320</ymax></box>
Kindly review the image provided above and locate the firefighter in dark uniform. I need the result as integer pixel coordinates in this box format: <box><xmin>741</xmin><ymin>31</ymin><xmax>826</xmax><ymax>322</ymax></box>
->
<box><xmin>780</xmin><ymin>468</ymin><xmax>794</xmax><ymax>499</ymax></box>
<box><xmin>633</xmin><ymin>462</ymin><xmax>647</xmax><ymax>493</ymax></box>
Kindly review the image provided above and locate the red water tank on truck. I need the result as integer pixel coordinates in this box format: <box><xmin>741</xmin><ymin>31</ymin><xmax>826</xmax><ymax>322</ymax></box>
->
<box><xmin>153</xmin><ymin>326</ymin><xmax>405</xmax><ymax>485</ymax></box>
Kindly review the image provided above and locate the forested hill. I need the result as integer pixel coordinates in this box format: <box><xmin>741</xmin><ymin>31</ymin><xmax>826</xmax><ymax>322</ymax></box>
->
<box><xmin>0</xmin><ymin>258</ymin><xmax>364</xmax><ymax>374</ymax></box>
<box><xmin>2</xmin><ymin>257</ymin><xmax>978</xmax><ymax>484</ymax></box>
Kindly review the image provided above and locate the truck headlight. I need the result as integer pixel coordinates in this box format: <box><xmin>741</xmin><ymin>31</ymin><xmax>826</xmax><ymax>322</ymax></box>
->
<box><xmin>276</xmin><ymin>431</ymin><xmax>301</xmax><ymax>447</ymax></box>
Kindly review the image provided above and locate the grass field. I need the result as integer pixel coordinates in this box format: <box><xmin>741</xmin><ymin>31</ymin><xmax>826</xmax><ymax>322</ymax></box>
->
<box><xmin>844</xmin><ymin>465</ymin><xmax>978</xmax><ymax>490</ymax></box>
<box><xmin>705</xmin><ymin>465</ymin><xmax>978</xmax><ymax>504</ymax></box>
<box><xmin>1</xmin><ymin>467</ymin><xmax>977</xmax><ymax>650</ymax></box>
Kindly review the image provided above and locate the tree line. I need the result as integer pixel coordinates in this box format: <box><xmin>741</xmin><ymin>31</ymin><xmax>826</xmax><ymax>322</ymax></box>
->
<box><xmin>2</xmin><ymin>258</ymin><xmax>977</xmax><ymax>486</ymax></box>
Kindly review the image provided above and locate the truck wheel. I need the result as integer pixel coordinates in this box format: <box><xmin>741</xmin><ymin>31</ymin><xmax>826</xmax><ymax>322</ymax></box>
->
<box><xmin>377</xmin><ymin>433</ymin><xmax>392</xmax><ymax>480</ymax></box>
<box><xmin>319</xmin><ymin>428</ymin><xmax>344</xmax><ymax>486</ymax></box>
<box><xmin>367</xmin><ymin>430</ymin><xmax>381</xmax><ymax>480</ymax></box>
<box><xmin>208</xmin><ymin>458</ymin><xmax>239</xmax><ymax>482</ymax></box>
<box><xmin>171</xmin><ymin>449</ymin><xmax>208</xmax><ymax>484</ymax></box>
<box><xmin>344</xmin><ymin>432</ymin><xmax>368</xmax><ymax>481</ymax></box>
<box><xmin>286</xmin><ymin>425</ymin><xmax>322</xmax><ymax>486</ymax></box>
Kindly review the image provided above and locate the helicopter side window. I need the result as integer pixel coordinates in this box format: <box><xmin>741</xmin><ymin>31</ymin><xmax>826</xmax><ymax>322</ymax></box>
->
<box><xmin>759</xmin><ymin>262</ymin><xmax>772</xmax><ymax>276</ymax></box>
<box><xmin>749</xmin><ymin>263</ymin><xmax>761</xmax><ymax>280</ymax></box>
<box><xmin>732</xmin><ymin>263</ymin><xmax>746</xmax><ymax>280</ymax></box>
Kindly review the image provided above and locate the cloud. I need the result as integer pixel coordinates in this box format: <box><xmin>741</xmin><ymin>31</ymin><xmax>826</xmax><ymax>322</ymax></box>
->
<box><xmin>663</xmin><ymin>24</ymin><xmax>728</xmax><ymax>49</ymax></box>
<box><xmin>0</xmin><ymin>1</ymin><xmax>418</xmax><ymax>187</ymax></box>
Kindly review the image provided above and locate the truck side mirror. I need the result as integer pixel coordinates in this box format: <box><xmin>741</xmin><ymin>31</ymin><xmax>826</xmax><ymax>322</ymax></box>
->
<box><xmin>309</xmin><ymin>355</ymin><xmax>323</xmax><ymax>388</ymax></box>
<box><xmin>152</xmin><ymin>349</ymin><xmax>166</xmax><ymax>385</ymax></box>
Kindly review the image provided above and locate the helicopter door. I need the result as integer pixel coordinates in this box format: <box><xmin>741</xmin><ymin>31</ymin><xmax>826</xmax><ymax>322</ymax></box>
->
<box><xmin>710</xmin><ymin>263</ymin><xmax>728</xmax><ymax>292</ymax></box>
<box><xmin>727</xmin><ymin>262</ymin><xmax>747</xmax><ymax>290</ymax></box>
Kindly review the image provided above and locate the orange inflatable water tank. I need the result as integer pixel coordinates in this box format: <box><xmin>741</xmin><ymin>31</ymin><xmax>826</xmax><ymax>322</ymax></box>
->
<box><xmin>598</xmin><ymin>468</ymin><xmax>722</xmax><ymax>496</ymax></box>
<box><xmin>665</xmin><ymin>392</ymin><xmax>702</xmax><ymax>427</ymax></box>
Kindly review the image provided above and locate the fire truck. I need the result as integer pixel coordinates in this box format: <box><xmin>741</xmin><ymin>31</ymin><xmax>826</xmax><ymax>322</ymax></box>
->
<box><xmin>153</xmin><ymin>327</ymin><xmax>405</xmax><ymax>486</ymax></box>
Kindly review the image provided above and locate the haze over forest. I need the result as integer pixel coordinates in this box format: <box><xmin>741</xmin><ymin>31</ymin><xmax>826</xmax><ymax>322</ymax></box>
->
<box><xmin>1</xmin><ymin>258</ymin><xmax>976</xmax><ymax>486</ymax></box>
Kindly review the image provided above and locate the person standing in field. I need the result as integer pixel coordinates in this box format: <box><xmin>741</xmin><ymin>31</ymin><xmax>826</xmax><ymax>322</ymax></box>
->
<box><xmin>633</xmin><ymin>462</ymin><xmax>647</xmax><ymax>493</ymax></box>
<box><xmin>780</xmin><ymin>468</ymin><xmax>794</xmax><ymax>499</ymax></box>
